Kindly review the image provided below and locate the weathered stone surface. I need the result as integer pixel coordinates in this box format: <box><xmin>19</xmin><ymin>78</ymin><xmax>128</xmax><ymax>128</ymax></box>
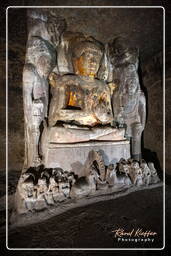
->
<box><xmin>12</xmin><ymin>154</ymin><xmax>161</xmax><ymax>219</ymax></box>
<box><xmin>42</xmin><ymin>141</ymin><xmax>130</xmax><ymax>175</ymax></box>
<box><xmin>41</xmin><ymin>126</ymin><xmax>126</xmax><ymax>143</ymax></box>
<box><xmin>108</xmin><ymin>37</ymin><xmax>146</xmax><ymax>159</ymax></box>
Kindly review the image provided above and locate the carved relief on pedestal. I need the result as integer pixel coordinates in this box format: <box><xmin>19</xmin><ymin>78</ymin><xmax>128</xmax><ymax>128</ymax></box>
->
<box><xmin>15</xmin><ymin>152</ymin><xmax>160</xmax><ymax>214</ymax></box>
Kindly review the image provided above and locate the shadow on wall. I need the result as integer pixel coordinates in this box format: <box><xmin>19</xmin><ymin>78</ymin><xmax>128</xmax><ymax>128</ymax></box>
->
<box><xmin>142</xmin><ymin>147</ymin><xmax>171</xmax><ymax>185</ymax></box>
<box><xmin>142</xmin><ymin>147</ymin><xmax>164</xmax><ymax>181</ymax></box>
<box><xmin>140</xmin><ymin>50</ymin><xmax>163</xmax><ymax>179</ymax></box>
<box><xmin>139</xmin><ymin>58</ymin><xmax>164</xmax><ymax>183</ymax></box>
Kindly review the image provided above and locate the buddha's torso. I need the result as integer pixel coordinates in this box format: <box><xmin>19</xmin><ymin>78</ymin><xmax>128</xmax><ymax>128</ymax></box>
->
<box><xmin>48</xmin><ymin>74</ymin><xmax>113</xmax><ymax>127</ymax></box>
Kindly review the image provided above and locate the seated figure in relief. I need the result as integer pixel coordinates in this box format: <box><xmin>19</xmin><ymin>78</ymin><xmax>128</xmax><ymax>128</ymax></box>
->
<box><xmin>48</xmin><ymin>37</ymin><xmax>113</xmax><ymax>127</ymax></box>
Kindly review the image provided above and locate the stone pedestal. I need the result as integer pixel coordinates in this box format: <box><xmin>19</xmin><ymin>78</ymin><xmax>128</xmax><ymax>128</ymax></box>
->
<box><xmin>42</xmin><ymin>140</ymin><xmax>130</xmax><ymax>176</ymax></box>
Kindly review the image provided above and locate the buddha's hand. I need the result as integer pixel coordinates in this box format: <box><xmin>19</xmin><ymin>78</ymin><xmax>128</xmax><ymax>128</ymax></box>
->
<box><xmin>93</xmin><ymin>101</ymin><xmax>113</xmax><ymax>124</ymax></box>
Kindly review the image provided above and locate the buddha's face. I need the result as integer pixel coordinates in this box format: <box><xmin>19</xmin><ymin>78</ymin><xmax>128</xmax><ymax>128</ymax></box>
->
<box><xmin>75</xmin><ymin>50</ymin><xmax>102</xmax><ymax>78</ymax></box>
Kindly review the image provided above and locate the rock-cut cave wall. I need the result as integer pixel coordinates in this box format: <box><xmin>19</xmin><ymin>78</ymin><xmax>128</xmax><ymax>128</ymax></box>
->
<box><xmin>1</xmin><ymin>7</ymin><xmax>168</xmax><ymax>174</ymax></box>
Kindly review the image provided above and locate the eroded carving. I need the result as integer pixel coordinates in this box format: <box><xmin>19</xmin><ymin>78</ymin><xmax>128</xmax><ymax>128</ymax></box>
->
<box><xmin>15</xmin><ymin>149</ymin><xmax>160</xmax><ymax>215</ymax></box>
<box><xmin>23</xmin><ymin>10</ymin><xmax>66</xmax><ymax>168</ymax></box>
<box><xmin>107</xmin><ymin>37</ymin><xmax>146</xmax><ymax>160</ymax></box>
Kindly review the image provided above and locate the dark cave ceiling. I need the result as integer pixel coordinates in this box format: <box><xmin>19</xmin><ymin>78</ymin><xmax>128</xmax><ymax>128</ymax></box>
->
<box><xmin>6</xmin><ymin>6</ymin><xmax>166</xmax><ymax>62</ymax></box>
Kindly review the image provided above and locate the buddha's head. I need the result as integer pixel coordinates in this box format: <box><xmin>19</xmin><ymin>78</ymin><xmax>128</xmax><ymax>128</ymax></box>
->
<box><xmin>72</xmin><ymin>39</ymin><xmax>104</xmax><ymax>78</ymax></box>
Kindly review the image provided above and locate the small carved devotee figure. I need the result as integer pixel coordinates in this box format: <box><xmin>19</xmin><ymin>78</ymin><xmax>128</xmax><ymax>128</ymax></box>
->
<box><xmin>37</xmin><ymin>177</ymin><xmax>48</xmax><ymax>196</ymax></box>
<box><xmin>88</xmin><ymin>169</ymin><xmax>97</xmax><ymax>193</ymax></box>
<box><xmin>148</xmin><ymin>162</ymin><xmax>160</xmax><ymax>184</ymax></box>
<box><xmin>118</xmin><ymin>158</ymin><xmax>125</xmax><ymax>173</ymax></box>
<box><xmin>133</xmin><ymin>167</ymin><xmax>143</xmax><ymax>186</ymax></box>
<box><xmin>105</xmin><ymin>163</ymin><xmax>131</xmax><ymax>187</ymax></box>
<box><xmin>116</xmin><ymin>171</ymin><xmax>132</xmax><ymax>186</ymax></box>
<box><xmin>48</xmin><ymin>176</ymin><xmax>58</xmax><ymax>192</ymax></box>
<box><xmin>46</xmin><ymin>189</ymin><xmax>54</xmax><ymax>205</ymax></box>
<box><xmin>21</xmin><ymin>179</ymin><xmax>37</xmax><ymax>212</ymax></box>
<box><xmin>118</xmin><ymin>158</ymin><xmax>130</xmax><ymax>176</ymax></box>
<box><xmin>35</xmin><ymin>177</ymin><xmax>48</xmax><ymax>209</ymax></box>
<box><xmin>58</xmin><ymin>177</ymin><xmax>70</xmax><ymax>199</ymax></box>
<box><xmin>140</xmin><ymin>159</ymin><xmax>151</xmax><ymax>185</ymax></box>
<box><xmin>50</xmin><ymin>172</ymin><xmax>66</xmax><ymax>202</ymax></box>
<box><xmin>62</xmin><ymin>177</ymin><xmax>70</xmax><ymax>198</ymax></box>
<box><xmin>129</xmin><ymin>161</ymin><xmax>141</xmax><ymax>184</ymax></box>
<box><xmin>122</xmin><ymin>163</ymin><xmax>130</xmax><ymax>177</ymax></box>
<box><xmin>49</xmin><ymin>177</ymin><xmax>62</xmax><ymax>203</ymax></box>
<box><xmin>106</xmin><ymin>164</ymin><xmax>116</xmax><ymax>186</ymax></box>
<box><xmin>46</xmin><ymin>176</ymin><xmax>58</xmax><ymax>205</ymax></box>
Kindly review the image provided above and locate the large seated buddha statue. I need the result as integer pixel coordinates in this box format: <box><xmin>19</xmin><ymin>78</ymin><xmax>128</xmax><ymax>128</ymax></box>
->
<box><xmin>41</xmin><ymin>36</ymin><xmax>126</xmax><ymax>146</ymax></box>
<box><xmin>48</xmin><ymin>38</ymin><xmax>113</xmax><ymax>127</ymax></box>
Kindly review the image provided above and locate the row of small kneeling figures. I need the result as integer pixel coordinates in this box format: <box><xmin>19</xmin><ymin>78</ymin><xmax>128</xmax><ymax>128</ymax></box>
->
<box><xmin>18</xmin><ymin>159</ymin><xmax>160</xmax><ymax>212</ymax></box>
<box><xmin>109</xmin><ymin>158</ymin><xmax>160</xmax><ymax>187</ymax></box>
<box><xmin>18</xmin><ymin>168</ymin><xmax>76</xmax><ymax>212</ymax></box>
